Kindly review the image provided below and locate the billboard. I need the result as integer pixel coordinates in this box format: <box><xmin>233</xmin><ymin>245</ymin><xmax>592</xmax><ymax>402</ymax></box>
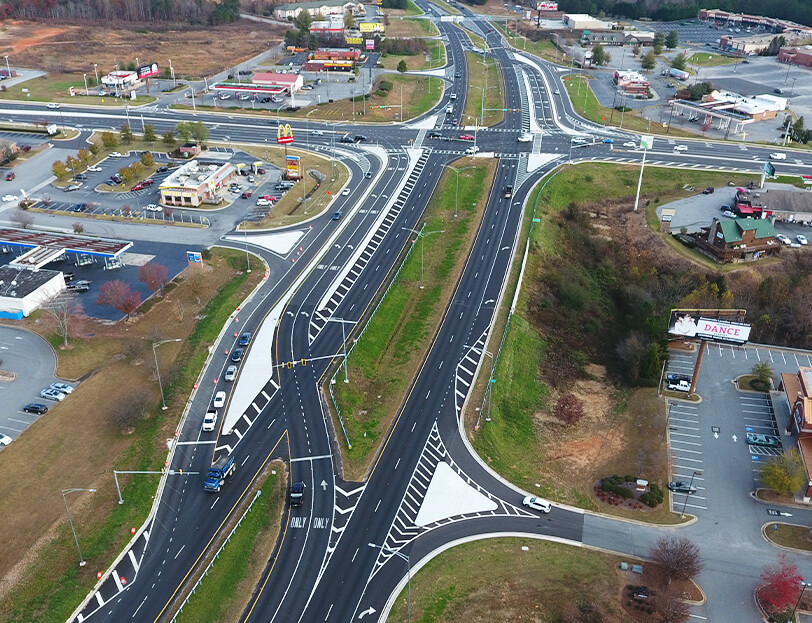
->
<box><xmin>286</xmin><ymin>155</ymin><xmax>300</xmax><ymax>179</ymax></box>
<box><xmin>359</xmin><ymin>22</ymin><xmax>385</xmax><ymax>33</ymax></box>
<box><xmin>668</xmin><ymin>311</ymin><xmax>751</xmax><ymax>344</ymax></box>
<box><xmin>537</xmin><ymin>1</ymin><xmax>558</xmax><ymax>9</ymax></box>
<box><xmin>277</xmin><ymin>123</ymin><xmax>295</xmax><ymax>145</ymax></box>
<box><xmin>137</xmin><ymin>63</ymin><xmax>160</xmax><ymax>79</ymax></box>
<box><xmin>366</xmin><ymin>39</ymin><xmax>375</xmax><ymax>51</ymax></box>
<box><xmin>346</xmin><ymin>36</ymin><xmax>363</xmax><ymax>45</ymax></box>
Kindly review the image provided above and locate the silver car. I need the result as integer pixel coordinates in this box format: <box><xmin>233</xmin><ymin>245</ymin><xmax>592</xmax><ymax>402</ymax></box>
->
<box><xmin>522</xmin><ymin>496</ymin><xmax>552</xmax><ymax>513</ymax></box>
<box><xmin>224</xmin><ymin>365</ymin><xmax>237</xmax><ymax>382</ymax></box>
<box><xmin>40</xmin><ymin>388</ymin><xmax>66</xmax><ymax>402</ymax></box>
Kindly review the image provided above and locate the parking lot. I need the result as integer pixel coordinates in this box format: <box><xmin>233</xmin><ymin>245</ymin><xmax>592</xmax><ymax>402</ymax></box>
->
<box><xmin>665</xmin><ymin>342</ymin><xmax>810</xmax><ymax>521</ymax></box>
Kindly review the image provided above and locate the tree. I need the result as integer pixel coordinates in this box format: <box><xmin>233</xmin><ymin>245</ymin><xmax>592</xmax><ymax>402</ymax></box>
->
<box><xmin>72</xmin><ymin>221</ymin><xmax>84</xmax><ymax>234</ymax></box>
<box><xmin>397</xmin><ymin>59</ymin><xmax>407</xmax><ymax>73</ymax></box>
<box><xmin>129</xmin><ymin>161</ymin><xmax>144</xmax><ymax>179</ymax></box>
<box><xmin>143</xmin><ymin>123</ymin><xmax>157</xmax><ymax>143</ymax></box>
<box><xmin>671</xmin><ymin>54</ymin><xmax>687</xmax><ymax>71</ymax></box>
<box><xmin>10</xmin><ymin>208</ymin><xmax>34</xmax><ymax>228</ymax></box>
<box><xmin>760</xmin><ymin>553</ymin><xmax>803</xmax><ymax>611</ymax></box>
<box><xmin>343</xmin><ymin>10</ymin><xmax>355</xmax><ymax>29</ymax></box>
<box><xmin>294</xmin><ymin>9</ymin><xmax>312</xmax><ymax>32</ymax></box>
<box><xmin>657</xmin><ymin>588</ymin><xmax>690</xmax><ymax>623</ymax></box>
<box><xmin>140</xmin><ymin>152</ymin><xmax>154</xmax><ymax>167</ymax></box>
<box><xmin>42</xmin><ymin>295</ymin><xmax>84</xmax><ymax>347</ymax></box>
<box><xmin>65</xmin><ymin>155</ymin><xmax>82</xmax><ymax>176</ymax></box>
<box><xmin>175</xmin><ymin>121</ymin><xmax>192</xmax><ymax>142</ymax></box>
<box><xmin>101</xmin><ymin>131</ymin><xmax>117</xmax><ymax>149</ymax></box>
<box><xmin>666</xmin><ymin>30</ymin><xmax>679</xmax><ymax>49</ymax></box>
<box><xmin>118</xmin><ymin>166</ymin><xmax>135</xmax><ymax>185</ymax></box>
<box><xmin>554</xmin><ymin>393</ymin><xmax>584</xmax><ymax>426</ymax></box>
<box><xmin>88</xmin><ymin>142</ymin><xmax>100</xmax><ymax>156</ymax></box>
<box><xmin>591</xmin><ymin>45</ymin><xmax>605</xmax><ymax>66</ymax></box>
<box><xmin>761</xmin><ymin>449</ymin><xmax>806</xmax><ymax>495</ymax></box>
<box><xmin>641</xmin><ymin>50</ymin><xmax>656</xmax><ymax>71</ymax></box>
<box><xmin>138</xmin><ymin>262</ymin><xmax>169</xmax><ymax>293</ymax></box>
<box><xmin>632</xmin><ymin>44</ymin><xmax>641</xmax><ymax>57</ymax></box>
<box><xmin>653</xmin><ymin>31</ymin><xmax>665</xmax><ymax>54</ymax></box>
<box><xmin>52</xmin><ymin>160</ymin><xmax>70</xmax><ymax>180</ymax></box>
<box><xmin>649</xmin><ymin>537</ymin><xmax>702</xmax><ymax>583</ymax></box>
<box><xmin>189</xmin><ymin>121</ymin><xmax>209</xmax><ymax>143</ymax></box>
<box><xmin>97</xmin><ymin>280</ymin><xmax>142</xmax><ymax>318</ymax></box>
<box><xmin>120</xmin><ymin>123</ymin><xmax>133</xmax><ymax>144</ymax></box>
<box><xmin>561</xmin><ymin>598</ymin><xmax>605</xmax><ymax>623</ymax></box>
<box><xmin>77</xmin><ymin>148</ymin><xmax>91</xmax><ymax>166</ymax></box>
<box><xmin>751</xmin><ymin>361</ymin><xmax>773</xmax><ymax>390</ymax></box>
<box><xmin>765</xmin><ymin>35</ymin><xmax>787</xmax><ymax>56</ymax></box>
<box><xmin>162</xmin><ymin>130</ymin><xmax>177</xmax><ymax>146</ymax></box>
<box><xmin>603</xmin><ymin>51</ymin><xmax>612</xmax><ymax>65</ymax></box>
<box><xmin>109</xmin><ymin>389</ymin><xmax>150</xmax><ymax>433</ymax></box>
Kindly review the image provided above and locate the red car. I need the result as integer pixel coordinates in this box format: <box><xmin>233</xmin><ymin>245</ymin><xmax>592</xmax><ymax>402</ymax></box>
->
<box><xmin>131</xmin><ymin>183</ymin><xmax>144</xmax><ymax>191</ymax></box>
<box><xmin>257</xmin><ymin>167</ymin><xmax>266</xmax><ymax>174</ymax></box>
<box><xmin>5</xmin><ymin>172</ymin><xmax>14</xmax><ymax>181</ymax></box>
<box><xmin>460</xmin><ymin>134</ymin><xmax>475</xmax><ymax>141</ymax></box>
<box><xmin>241</xmin><ymin>190</ymin><xmax>253</xmax><ymax>199</ymax></box>
<box><xmin>142</xmin><ymin>178</ymin><xmax>154</xmax><ymax>186</ymax></box>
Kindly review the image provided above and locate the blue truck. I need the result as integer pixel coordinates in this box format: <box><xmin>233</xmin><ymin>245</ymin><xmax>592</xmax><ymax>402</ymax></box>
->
<box><xmin>204</xmin><ymin>455</ymin><xmax>236</xmax><ymax>492</ymax></box>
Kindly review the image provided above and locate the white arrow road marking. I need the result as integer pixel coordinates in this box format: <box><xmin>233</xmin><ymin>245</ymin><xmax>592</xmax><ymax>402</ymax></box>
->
<box><xmin>358</xmin><ymin>606</ymin><xmax>376</xmax><ymax>619</ymax></box>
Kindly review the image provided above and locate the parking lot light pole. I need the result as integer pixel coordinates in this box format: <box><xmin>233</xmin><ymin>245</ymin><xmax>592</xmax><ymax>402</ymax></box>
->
<box><xmin>368</xmin><ymin>543</ymin><xmax>410</xmax><ymax>623</ymax></box>
<box><xmin>680</xmin><ymin>470</ymin><xmax>702</xmax><ymax>518</ymax></box>
<box><xmin>83</xmin><ymin>73</ymin><xmax>89</xmax><ymax>96</ymax></box>
<box><xmin>790</xmin><ymin>581</ymin><xmax>809</xmax><ymax>620</ymax></box>
<box><xmin>62</xmin><ymin>488</ymin><xmax>96</xmax><ymax>567</ymax></box>
<box><xmin>152</xmin><ymin>339</ymin><xmax>182</xmax><ymax>410</ymax></box>
<box><xmin>93</xmin><ymin>63</ymin><xmax>99</xmax><ymax>86</ymax></box>
<box><xmin>3</xmin><ymin>55</ymin><xmax>10</xmax><ymax>78</ymax></box>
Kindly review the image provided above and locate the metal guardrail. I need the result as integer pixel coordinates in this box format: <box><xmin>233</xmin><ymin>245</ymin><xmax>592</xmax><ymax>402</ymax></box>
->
<box><xmin>170</xmin><ymin>490</ymin><xmax>262</xmax><ymax>622</ymax></box>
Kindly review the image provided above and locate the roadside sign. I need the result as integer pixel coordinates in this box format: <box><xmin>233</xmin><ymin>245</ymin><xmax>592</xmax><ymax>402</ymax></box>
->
<box><xmin>187</xmin><ymin>251</ymin><xmax>202</xmax><ymax>264</ymax></box>
<box><xmin>640</xmin><ymin>135</ymin><xmax>654</xmax><ymax>150</ymax></box>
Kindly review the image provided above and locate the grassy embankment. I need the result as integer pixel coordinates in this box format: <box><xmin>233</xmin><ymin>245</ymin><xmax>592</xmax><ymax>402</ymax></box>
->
<box><xmin>764</xmin><ymin>523</ymin><xmax>812</xmax><ymax>552</ymax></box>
<box><xmin>379</xmin><ymin>39</ymin><xmax>446</xmax><ymax>71</ymax></box>
<box><xmin>0</xmin><ymin>249</ymin><xmax>261</xmax><ymax>623</ymax></box>
<box><xmin>469</xmin><ymin>164</ymin><xmax>758</xmax><ymax>523</ymax></box>
<box><xmin>689</xmin><ymin>52</ymin><xmax>738</xmax><ymax>67</ymax></box>
<box><xmin>0</xmin><ymin>73</ymin><xmax>154</xmax><ymax>105</ymax></box>
<box><xmin>332</xmin><ymin>159</ymin><xmax>498</xmax><ymax>480</ymax></box>
<box><xmin>463</xmin><ymin>51</ymin><xmax>504</xmax><ymax>127</ymax></box>
<box><xmin>384</xmin><ymin>16</ymin><xmax>439</xmax><ymax>38</ymax></box>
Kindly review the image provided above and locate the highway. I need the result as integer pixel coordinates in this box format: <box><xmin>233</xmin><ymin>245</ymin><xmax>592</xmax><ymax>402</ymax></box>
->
<box><xmin>3</xmin><ymin>3</ymin><xmax>807</xmax><ymax>622</ymax></box>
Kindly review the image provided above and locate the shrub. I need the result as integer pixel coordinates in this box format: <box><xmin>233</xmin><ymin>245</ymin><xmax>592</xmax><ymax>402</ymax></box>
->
<box><xmin>379</xmin><ymin>80</ymin><xmax>393</xmax><ymax>92</ymax></box>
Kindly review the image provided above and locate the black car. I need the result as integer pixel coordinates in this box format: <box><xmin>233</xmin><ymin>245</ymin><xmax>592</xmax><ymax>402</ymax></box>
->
<box><xmin>62</xmin><ymin>272</ymin><xmax>74</xmax><ymax>282</ymax></box>
<box><xmin>290</xmin><ymin>481</ymin><xmax>305</xmax><ymax>507</ymax></box>
<box><xmin>666</xmin><ymin>373</ymin><xmax>691</xmax><ymax>383</ymax></box>
<box><xmin>354</xmin><ymin>135</ymin><xmax>367</xmax><ymax>142</ymax></box>
<box><xmin>23</xmin><ymin>403</ymin><xmax>49</xmax><ymax>415</ymax></box>
<box><xmin>231</xmin><ymin>348</ymin><xmax>245</xmax><ymax>362</ymax></box>
<box><xmin>73</xmin><ymin>173</ymin><xmax>88</xmax><ymax>181</ymax></box>
<box><xmin>72</xmin><ymin>203</ymin><xmax>88</xmax><ymax>212</ymax></box>
<box><xmin>239</xmin><ymin>332</ymin><xmax>251</xmax><ymax>346</ymax></box>
<box><xmin>428</xmin><ymin>132</ymin><xmax>443</xmax><ymax>139</ymax></box>
<box><xmin>702</xmin><ymin>187</ymin><xmax>714</xmax><ymax>194</ymax></box>
<box><xmin>365</xmin><ymin>172</ymin><xmax>373</xmax><ymax>179</ymax></box>
<box><xmin>157</xmin><ymin>165</ymin><xmax>169</xmax><ymax>173</ymax></box>
<box><xmin>261</xmin><ymin>97</ymin><xmax>271</xmax><ymax>103</ymax></box>
<box><xmin>667</xmin><ymin>481</ymin><xmax>697</xmax><ymax>494</ymax></box>
<box><xmin>340</xmin><ymin>135</ymin><xmax>354</xmax><ymax>144</ymax></box>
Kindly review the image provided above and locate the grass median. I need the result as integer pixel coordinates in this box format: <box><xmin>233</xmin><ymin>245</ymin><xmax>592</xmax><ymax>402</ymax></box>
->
<box><xmin>464</xmin><ymin>51</ymin><xmax>504</xmax><ymax>127</ymax></box>
<box><xmin>332</xmin><ymin>158</ymin><xmax>498</xmax><ymax>480</ymax></box>
<box><xmin>0</xmin><ymin>72</ymin><xmax>155</xmax><ymax>106</ymax></box>
<box><xmin>0</xmin><ymin>249</ymin><xmax>262</xmax><ymax>623</ymax></box>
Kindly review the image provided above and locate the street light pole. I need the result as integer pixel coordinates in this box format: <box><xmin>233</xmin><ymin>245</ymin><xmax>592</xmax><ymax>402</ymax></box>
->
<box><xmin>326</xmin><ymin>317</ymin><xmax>356</xmax><ymax>383</ymax></box>
<box><xmin>83</xmin><ymin>73</ymin><xmax>89</xmax><ymax>96</ymax></box>
<box><xmin>62</xmin><ymin>488</ymin><xmax>96</xmax><ymax>567</ymax></box>
<box><xmin>680</xmin><ymin>470</ymin><xmax>702</xmax><ymax>518</ymax></box>
<box><xmin>402</xmin><ymin>226</ymin><xmax>444</xmax><ymax>288</ymax></box>
<box><xmin>790</xmin><ymin>581</ymin><xmax>809</xmax><ymax>620</ymax></box>
<box><xmin>93</xmin><ymin>63</ymin><xmax>99</xmax><ymax>86</ymax></box>
<box><xmin>152</xmin><ymin>339</ymin><xmax>182</xmax><ymax>410</ymax></box>
<box><xmin>368</xmin><ymin>543</ymin><xmax>410</xmax><ymax>623</ymax></box>
<box><xmin>3</xmin><ymin>55</ymin><xmax>10</xmax><ymax>78</ymax></box>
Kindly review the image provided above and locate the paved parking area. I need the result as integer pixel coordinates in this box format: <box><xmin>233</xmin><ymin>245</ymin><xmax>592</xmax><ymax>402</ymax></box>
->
<box><xmin>0</xmin><ymin>130</ymin><xmax>51</xmax><ymax>146</ymax></box>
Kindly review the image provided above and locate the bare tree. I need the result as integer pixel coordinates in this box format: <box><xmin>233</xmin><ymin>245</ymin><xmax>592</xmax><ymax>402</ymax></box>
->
<box><xmin>72</xmin><ymin>221</ymin><xmax>85</xmax><ymax>234</ymax></box>
<box><xmin>42</xmin><ymin>295</ymin><xmax>84</xmax><ymax>347</ymax></box>
<box><xmin>109</xmin><ymin>390</ymin><xmax>151</xmax><ymax>434</ymax></box>
<box><xmin>649</xmin><ymin>537</ymin><xmax>703</xmax><ymax>584</ymax></box>
<box><xmin>10</xmin><ymin>208</ymin><xmax>34</xmax><ymax>229</ymax></box>
<box><xmin>138</xmin><ymin>261</ymin><xmax>169</xmax><ymax>293</ymax></box>
<box><xmin>658</xmin><ymin>588</ymin><xmax>690</xmax><ymax>623</ymax></box>
<box><xmin>97</xmin><ymin>280</ymin><xmax>142</xmax><ymax>319</ymax></box>
<box><xmin>185</xmin><ymin>264</ymin><xmax>207</xmax><ymax>305</ymax></box>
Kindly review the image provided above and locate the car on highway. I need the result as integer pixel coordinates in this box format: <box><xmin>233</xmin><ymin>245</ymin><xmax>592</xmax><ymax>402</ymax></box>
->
<box><xmin>554</xmin><ymin>89</ymin><xmax>560</xmax><ymax>95</ymax></box>
<box><xmin>341</xmin><ymin>187</ymin><xmax>351</xmax><ymax>196</ymax></box>
<box><xmin>769</xmin><ymin>152</ymin><xmax>786</xmax><ymax>160</ymax></box>
<box><xmin>202</xmin><ymin>409</ymin><xmax>217</xmax><ymax>432</ymax></box>
<box><xmin>459</xmin><ymin>134</ymin><xmax>475</xmax><ymax>141</ymax></box>
<box><xmin>518</xmin><ymin>133</ymin><xmax>533</xmax><ymax>143</ymax></box>
<box><xmin>145</xmin><ymin>204</ymin><xmax>162</xmax><ymax>212</ymax></box>
<box><xmin>50</xmin><ymin>382</ymin><xmax>74</xmax><ymax>394</ymax></box>
<box><xmin>622</xmin><ymin>141</ymin><xmax>637</xmax><ymax>148</ymax></box>
<box><xmin>522</xmin><ymin>496</ymin><xmax>552</xmax><ymax>513</ymax></box>
<box><xmin>365</xmin><ymin>171</ymin><xmax>373</xmax><ymax>179</ymax></box>
<box><xmin>47</xmin><ymin>102</ymin><xmax>61</xmax><ymax>109</ymax></box>
<box><xmin>602</xmin><ymin>138</ymin><xmax>614</xmax><ymax>144</ymax></box>
<box><xmin>40</xmin><ymin>388</ymin><xmax>66</xmax><ymax>402</ymax></box>
<box><xmin>673</xmin><ymin>144</ymin><xmax>688</xmax><ymax>151</ymax></box>
<box><xmin>290</xmin><ymin>481</ymin><xmax>306</xmax><ymax>507</ymax></box>
<box><xmin>0</xmin><ymin>434</ymin><xmax>11</xmax><ymax>447</ymax></box>
<box><xmin>332</xmin><ymin>209</ymin><xmax>342</xmax><ymax>220</ymax></box>
<box><xmin>667</xmin><ymin>481</ymin><xmax>697</xmax><ymax>494</ymax></box>
<box><xmin>239</xmin><ymin>332</ymin><xmax>251</xmax><ymax>346</ymax></box>
<box><xmin>311</xmin><ymin>130</ymin><xmax>324</xmax><ymax>136</ymax></box>
<box><xmin>23</xmin><ymin>403</ymin><xmax>49</xmax><ymax>415</ymax></box>
<box><xmin>224</xmin><ymin>365</ymin><xmax>238</xmax><ymax>382</ymax></box>
<box><xmin>109</xmin><ymin>152</ymin><xmax>124</xmax><ymax>158</ymax></box>
<box><xmin>231</xmin><ymin>348</ymin><xmax>245</xmax><ymax>362</ymax></box>
<box><xmin>340</xmin><ymin>135</ymin><xmax>354</xmax><ymax>144</ymax></box>
<box><xmin>2</xmin><ymin>194</ymin><xmax>18</xmax><ymax>202</ymax></box>
<box><xmin>746</xmin><ymin>433</ymin><xmax>780</xmax><ymax>448</ymax></box>
<box><xmin>776</xmin><ymin>233</ymin><xmax>791</xmax><ymax>245</ymax></box>
<box><xmin>87</xmin><ymin>165</ymin><xmax>102</xmax><ymax>172</ymax></box>
<box><xmin>571</xmin><ymin>137</ymin><xmax>588</xmax><ymax>144</ymax></box>
<box><xmin>797</xmin><ymin>234</ymin><xmax>808</xmax><ymax>245</ymax></box>
<box><xmin>213</xmin><ymin>391</ymin><xmax>226</xmax><ymax>408</ymax></box>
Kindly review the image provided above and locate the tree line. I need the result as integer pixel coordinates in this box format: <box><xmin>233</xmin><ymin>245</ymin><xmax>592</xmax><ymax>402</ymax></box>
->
<box><xmin>0</xmin><ymin>0</ymin><xmax>241</xmax><ymax>24</ymax></box>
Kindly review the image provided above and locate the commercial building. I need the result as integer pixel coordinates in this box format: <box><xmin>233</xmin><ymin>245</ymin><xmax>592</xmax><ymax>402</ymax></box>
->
<box><xmin>251</xmin><ymin>72</ymin><xmax>303</xmax><ymax>93</ymax></box>
<box><xmin>613</xmin><ymin>70</ymin><xmax>650</xmax><ymax>94</ymax></box>
<box><xmin>274</xmin><ymin>0</ymin><xmax>363</xmax><ymax>19</ymax></box>
<box><xmin>159</xmin><ymin>160</ymin><xmax>236</xmax><ymax>208</ymax></box>
<box><xmin>310</xmin><ymin>16</ymin><xmax>345</xmax><ymax>33</ymax></box>
<box><xmin>778</xmin><ymin>46</ymin><xmax>812</xmax><ymax>68</ymax></box>
<box><xmin>303</xmin><ymin>59</ymin><xmax>355</xmax><ymax>72</ymax></box>
<box><xmin>101</xmin><ymin>70</ymin><xmax>140</xmax><ymax>90</ymax></box>
<box><xmin>704</xmin><ymin>90</ymin><xmax>787</xmax><ymax>120</ymax></box>
<box><xmin>718</xmin><ymin>33</ymin><xmax>783</xmax><ymax>56</ymax></box>
<box><xmin>694</xmin><ymin>216</ymin><xmax>780</xmax><ymax>263</ymax></box>
<box><xmin>311</xmin><ymin>48</ymin><xmax>361</xmax><ymax>61</ymax></box>
<box><xmin>779</xmin><ymin>367</ymin><xmax>812</xmax><ymax>501</ymax></box>
<box><xmin>698</xmin><ymin>9</ymin><xmax>812</xmax><ymax>36</ymax></box>
<box><xmin>755</xmin><ymin>187</ymin><xmax>812</xmax><ymax>224</ymax></box>
<box><xmin>582</xmin><ymin>30</ymin><xmax>654</xmax><ymax>47</ymax></box>
<box><xmin>562</xmin><ymin>13</ymin><xmax>611</xmax><ymax>30</ymax></box>
<box><xmin>0</xmin><ymin>266</ymin><xmax>65</xmax><ymax>319</ymax></box>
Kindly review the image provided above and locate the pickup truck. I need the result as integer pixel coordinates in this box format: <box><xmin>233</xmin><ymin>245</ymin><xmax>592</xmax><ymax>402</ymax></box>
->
<box><xmin>504</xmin><ymin>185</ymin><xmax>513</xmax><ymax>198</ymax></box>
<box><xmin>667</xmin><ymin>379</ymin><xmax>691</xmax><ymax>392</ymax></box>
<box><xmin>290</xmin><ymin>481</ymin><xmax>306</xmax><ymax>507</ymax></box>
<box><xmin>204</xmin><ymin>455</ymin><xmax>236</xmax><ymax>492</ymax></box>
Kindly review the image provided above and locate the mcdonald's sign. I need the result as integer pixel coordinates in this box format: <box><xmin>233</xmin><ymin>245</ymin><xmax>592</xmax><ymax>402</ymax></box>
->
<box><xmin>277</xmin><ymin>123</ymin><xmax>295</xmax><ymax>145</ymax></box>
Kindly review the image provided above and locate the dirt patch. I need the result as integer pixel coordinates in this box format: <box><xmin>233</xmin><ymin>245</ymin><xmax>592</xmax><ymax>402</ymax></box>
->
<box><xmin>0</xmin><ymin>370</ymin><xmax>16</xmax><ymax>382</ymax></box>
<box><xmin>0</xmin><ymin>20</ymin><xmax>285</xmax><ymax>78</ymax></box>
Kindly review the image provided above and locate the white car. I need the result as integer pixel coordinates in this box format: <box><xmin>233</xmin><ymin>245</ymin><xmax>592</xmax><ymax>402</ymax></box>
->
<box><xmin>0</xmin><ymin>433</ymin><xmax>11</xmax><ymax>447</ymax></box>
<box><xmin>213</xmin><ymin>391</ymin><xmax>226</xmax><ymax>408</ymax></box>
<box><xmin>109</xmin><ymin>152</ymin><xmax>124</xmax><ymax>158</ymax></box>
<box><xmin>47</xmin><ymin>102</ymin><xmax>61</xmax><ymax>109</ymax></box>
<box><xmin>797</xmin><ymin>234</ymin><xmax>808</xmax><ymax>245</ymax></box>
<box><xmin>518</xmin><ymin>133</ymin><xmax>533</xmax><ymax>143</ymax></box>
<box><xmin>202</xmin><ymin>409</ymin><xmax>217</xmax><ymax>432</ymax></box>
<box><xmin>673</xmin><ymin>144</ymin><xmax>688</xmax><ymax>151</ymax></box>
<box><xmin>341</xmin><ymin>188</ymin><xmax>351</xmax><ymax>196</ymax></box>
<box><xmin>256</xmin><ymin>198</ymin><xmax>271</xmax><ymax>207</ymax></box>
<box><xmin>769</xmin><ymin>152</ymin><xmax>786</xmax><ymax>160</ymax></box>
<box><xmin>87</xmin><ymin>165</ymin><xmax>102</xmax><ymax>172</ymax></box>
<box><xmin>721</xmin><ymin>210</ymin><xmax>737</xmax><ymax>219</ymax></box>
<box><xmin>571</xmin><ymin>137</ymin><xmax>588</xmax><ymax>144</ymax></box>
<box><xmin>2</xmin><ymin>194</ymin><xmax>18</xmax><ymax>202</ymax></box>
<box><xmin>776</xmin><ymin>233</ymin><xmax>791</xmax><ymax>245</ymax></box>
<box><xmin>40</xmin><ymin>388</ymin><xmax>66</xmax><ymax>402</ymax></box>
<box><xmin>623</xmin><ymin>141</ymin><xmax>637</xmax><ymax>148</ymax></box>
<box><xmin>145</xmin><ymin>204</ymin><xmax>163</xmax><ymax>212</ymax></box>
<box><xmin>522</xmin><ymin>496</ymin><xmax>552</xmax><ymax>513</ymax></box>
<box><xmin>311</xmin><ymin>130</ymin><xmax>324</xmax><ymax>136</ymax></box>
<box><xmin>554</xmin><ymin>89</ymin><xmax>560</xmax><ymax>95</ymax></box>
<box><xmin>49</xmin><ymin>382</ymin><xmax>74</xmax><ymax>394</ymax></box>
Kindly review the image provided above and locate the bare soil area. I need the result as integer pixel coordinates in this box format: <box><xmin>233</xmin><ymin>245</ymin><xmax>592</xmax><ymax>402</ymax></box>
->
<box><xmin>0</xmin><ymin>20</ymin><xmax>285</xmax><ymax>78</ymax></box>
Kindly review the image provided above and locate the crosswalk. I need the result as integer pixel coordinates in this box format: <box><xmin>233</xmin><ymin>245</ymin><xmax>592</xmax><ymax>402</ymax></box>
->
<box><xmin>309</xmin><ymin>151</ymin><xmax>430</xmax><ymax>344</ymax></box>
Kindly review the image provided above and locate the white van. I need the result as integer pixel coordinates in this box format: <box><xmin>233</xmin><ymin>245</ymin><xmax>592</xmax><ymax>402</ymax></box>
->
<box><xmin>769</xmin><ymin>152</ymin><xmax>786</xmax><ymax>160</ymax></box>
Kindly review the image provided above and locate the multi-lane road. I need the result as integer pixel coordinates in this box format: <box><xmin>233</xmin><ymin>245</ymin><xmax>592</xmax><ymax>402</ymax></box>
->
<box><xmin>4</xmin><ymin>3</ymin><xmax>812</xmax><ymax>622</ymax></box>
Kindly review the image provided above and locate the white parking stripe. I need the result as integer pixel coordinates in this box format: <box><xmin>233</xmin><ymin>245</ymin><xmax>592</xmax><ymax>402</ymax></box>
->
<box><xmin>670</xmin><ymin>432</ymin><xmax>701</xmax><ymax>438</ymax></box>
<box><xmin>673</xmin><ymin>456</ymin><xmax>704</xmax><ymax>463</ymax></box>
<box><xmin>673</xmin><ymin>466</ymin><xmax>705</xmax><ymax>476</ymax></box>
<box><xmin>671</xmin><ymin>447</ymin><xmax>703</xmax><ymax>454</ymax></box>
<box><xmin>670</xmin><ymin>439</ymin><xmax>702</xmax><ymax>446</ymax></box>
